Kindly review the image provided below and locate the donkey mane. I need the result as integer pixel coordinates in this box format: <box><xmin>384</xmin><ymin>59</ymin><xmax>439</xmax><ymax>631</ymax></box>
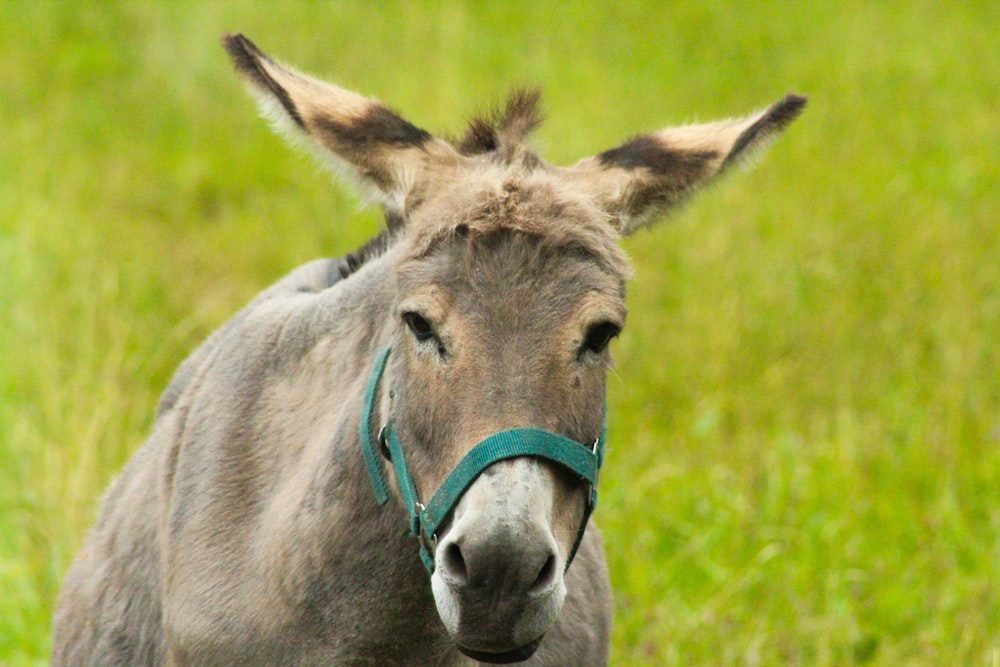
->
<box><xmin>456</xmin><ymin>88</ymin><xmax>544</xmax><ymax>158</ymax></box>
<box><xmin>337</xmin><ymin>89</ymin><xmax>550</xmax><ymax>281</ymax></box>
<box><xmin>335</xmin><ymin>216</ymin><xmax>398</xmax><ymax>281</ymax></box>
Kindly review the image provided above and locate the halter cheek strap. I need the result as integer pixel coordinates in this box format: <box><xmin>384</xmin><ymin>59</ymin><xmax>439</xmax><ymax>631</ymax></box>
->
<box><xmin>359</xmin><ymin>346</ymin><xmax>607</xmax><ymax>574</ymax></box>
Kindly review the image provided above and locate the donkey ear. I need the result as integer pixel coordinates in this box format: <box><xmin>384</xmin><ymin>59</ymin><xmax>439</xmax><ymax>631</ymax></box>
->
<box><xmin>567</xmin><ymin>95</ymin><xmax>806</xmax><ymax>236</ymax></box>
<box><xmin>223</xmin><ymin>34</ymin><xmax>460</xmax><ymax>213</ymax></box>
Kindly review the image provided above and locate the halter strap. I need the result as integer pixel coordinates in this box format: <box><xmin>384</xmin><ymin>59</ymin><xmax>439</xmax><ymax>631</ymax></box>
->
<box><xmin>359</xmin><ymin>346</ymin><xmax>606</xmax><ymax>573</ymax></box>
<box><xmin>359</xmin><ymin>346</ymin><xmax>393</xmax><ymax>505</ymax></box>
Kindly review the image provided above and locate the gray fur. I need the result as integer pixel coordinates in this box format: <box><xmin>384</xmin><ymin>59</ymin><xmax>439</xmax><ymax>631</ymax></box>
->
<box><xmin>53</xmin><ymin>34</ymin><xmax>802</xmax><ymax>666</ymax></box>
<box><xmin>53</xmin><ymin>248</ymin><xmax>610</xmax><ymax>666</ymax></box>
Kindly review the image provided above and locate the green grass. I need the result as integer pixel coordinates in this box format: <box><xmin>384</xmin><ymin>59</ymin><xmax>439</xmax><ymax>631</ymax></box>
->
<box><xmin>2</xmin><ymin>2</ymin><xmax>998</xmax><ymax>664</ymax></box>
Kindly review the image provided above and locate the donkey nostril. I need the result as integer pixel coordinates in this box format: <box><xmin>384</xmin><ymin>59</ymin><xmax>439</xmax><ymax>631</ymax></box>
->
<box><xmin>442</xmin><ymin>543</ymin><xmax>468</xmax><ymax>584</ymax></box>
<box><xmin>529</xmin><ymin>554</ymin><xmax>557</xmax><ymax>595</ymax></box>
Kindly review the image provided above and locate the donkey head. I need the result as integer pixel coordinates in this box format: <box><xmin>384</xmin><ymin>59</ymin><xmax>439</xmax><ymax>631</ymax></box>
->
<box><xmin>225</xmin><ymin>34</ymin><xmax>804</xmax><ymax>663</ymax></box>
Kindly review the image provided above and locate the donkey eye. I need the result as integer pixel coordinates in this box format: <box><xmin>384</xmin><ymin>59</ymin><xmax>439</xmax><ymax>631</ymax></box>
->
<box><xmin>580</xmin><ymin>321</ymin><xmax>621</xmax><ymax>357</ymax></box>
<box><xmin>402</xmin><ymin>311</ymin><xmax>436</xmax><ymax>343</ymax></box>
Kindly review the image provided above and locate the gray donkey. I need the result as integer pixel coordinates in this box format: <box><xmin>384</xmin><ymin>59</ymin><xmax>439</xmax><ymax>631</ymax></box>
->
<box><xmin>52</xmin><ymin>34</ymin><xmax>804</xmax><ymax>666</ymax></box>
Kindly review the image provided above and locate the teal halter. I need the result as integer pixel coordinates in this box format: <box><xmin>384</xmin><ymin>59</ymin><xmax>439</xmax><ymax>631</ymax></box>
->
<box><xmin>359</xmin><ymin>346</ymin><xmax>606</xmax><ymax>573</ymax></box>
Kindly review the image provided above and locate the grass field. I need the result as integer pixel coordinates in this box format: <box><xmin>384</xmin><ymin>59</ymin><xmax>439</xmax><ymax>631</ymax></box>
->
<box><xmin>2</xmin><ymin>2</ymin><xmax>998</xmax><ymax>665</ymax></box>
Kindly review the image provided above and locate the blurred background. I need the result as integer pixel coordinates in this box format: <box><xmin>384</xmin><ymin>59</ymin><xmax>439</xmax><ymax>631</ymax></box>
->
<box><xmin>2</xmin><ymin>2</ymin><xmax>997</xmax><ymax>664</ymax></box>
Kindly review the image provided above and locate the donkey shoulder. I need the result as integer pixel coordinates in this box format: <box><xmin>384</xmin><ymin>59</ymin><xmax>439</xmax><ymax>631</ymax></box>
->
<box><xmin>156</xmin><ymin>257</ymin><xmax>351</xmax><ymax>417</ymax></box>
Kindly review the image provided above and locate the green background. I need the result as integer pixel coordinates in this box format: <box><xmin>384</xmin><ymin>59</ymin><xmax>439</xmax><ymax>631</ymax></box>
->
<box><xmin>2</xmin><ymin>2</ymin><xmax>998</xmax><ymax>664</ymax></box>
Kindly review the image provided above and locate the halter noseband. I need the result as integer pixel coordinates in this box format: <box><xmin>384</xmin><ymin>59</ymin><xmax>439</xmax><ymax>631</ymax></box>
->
<box><xmin>359</xmin><ymin>346</ymin><xmax>607</xmax><ymax>573</ymax></box>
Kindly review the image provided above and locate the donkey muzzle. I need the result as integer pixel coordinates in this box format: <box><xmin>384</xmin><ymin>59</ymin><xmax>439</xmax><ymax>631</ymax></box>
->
<box><xmin>430</xmin><ymin>457</ymin><xmax>567</xmax><ymax>661</ymax></box>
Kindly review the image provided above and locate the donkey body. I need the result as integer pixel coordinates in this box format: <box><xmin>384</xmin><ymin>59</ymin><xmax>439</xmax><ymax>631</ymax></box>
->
<box><xmin>53</xmin><ymin>35</ymin><xmax>803</xmax><ymax>666</ymax></box>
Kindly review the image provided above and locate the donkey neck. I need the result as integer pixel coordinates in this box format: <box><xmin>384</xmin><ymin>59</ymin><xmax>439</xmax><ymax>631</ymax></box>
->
<box><xmin>241</xmin><ymin>247</ymin><xmax>451</xmax><ymax>648</ymax></box>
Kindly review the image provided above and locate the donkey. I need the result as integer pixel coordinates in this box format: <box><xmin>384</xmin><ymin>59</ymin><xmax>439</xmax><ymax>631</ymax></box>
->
<box><xmin>52</xmin><ymin>34</ymin><xmax>804</xmax><ymax>666</ymax></box>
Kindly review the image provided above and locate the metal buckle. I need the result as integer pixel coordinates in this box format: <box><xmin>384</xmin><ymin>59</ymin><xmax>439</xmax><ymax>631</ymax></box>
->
<box><xmin>418</xmin><ymin>530</ymin><xmax>437</xmax><ymax>552</ymax></box>
<box><xmin>377</xmin><ymin>425</ymin><xmax>391</xmax><ymax>461</ymax></box>
<box><xmin>414</xmin><ymin>502</ymin><xmax>437</xmax><ymax>553</ymax></box>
